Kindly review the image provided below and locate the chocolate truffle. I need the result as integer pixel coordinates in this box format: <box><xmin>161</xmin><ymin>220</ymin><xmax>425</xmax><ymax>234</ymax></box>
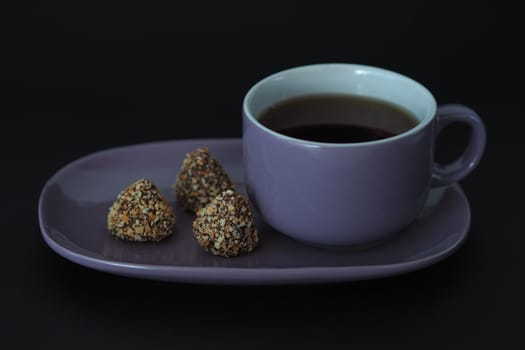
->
<box><xmin>107</xmin><ymin>178</ymin><xmax>176</xmax><ymax>242</ymax></box>
<box><xmin>173</xmin><ymin>147</ymin><xmax>234</xmax><ymax>212</ymax></box>
<box><xmin>193</xmin><ymin>190</ymin><xmax>259</xmax><ymax>257</ymax></box>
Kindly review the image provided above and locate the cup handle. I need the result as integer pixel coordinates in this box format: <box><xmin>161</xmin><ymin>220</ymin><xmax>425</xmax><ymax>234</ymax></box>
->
<box><xmin>431</xmin><ymin>104</ymin><xmax>486</xmax><ymax>187</ymax></box>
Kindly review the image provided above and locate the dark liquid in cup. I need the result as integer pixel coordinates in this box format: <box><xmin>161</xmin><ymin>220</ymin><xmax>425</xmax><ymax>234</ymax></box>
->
<box><xmin>258</xmin><ymin>94</ymin><xmax>419</xmax><ymax>143</ymax></box>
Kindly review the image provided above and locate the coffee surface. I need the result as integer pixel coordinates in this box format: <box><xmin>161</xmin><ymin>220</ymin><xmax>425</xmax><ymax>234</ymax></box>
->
<box><xmin>275</xmin><ymin>123</ymin><xmax>396</xmax><ymax>143</ymax></box>
<box><xmin>258</xmin><ymin>94</ymin><xmax>419</xmax><ymax>143</ymax></box>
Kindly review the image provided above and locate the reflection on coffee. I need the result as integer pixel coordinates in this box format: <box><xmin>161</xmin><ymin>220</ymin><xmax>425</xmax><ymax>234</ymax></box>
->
<box><xmin>258</xmin><ymin>94</ymin><xmax>419</xmax><ymax>143</ymax></box>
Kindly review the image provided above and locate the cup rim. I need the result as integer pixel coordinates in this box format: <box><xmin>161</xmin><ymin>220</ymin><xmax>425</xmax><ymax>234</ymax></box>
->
<box><xmin>242</xmin><ymin>63</ymin><xmax>437</xmax><ymax>147</ymax></box>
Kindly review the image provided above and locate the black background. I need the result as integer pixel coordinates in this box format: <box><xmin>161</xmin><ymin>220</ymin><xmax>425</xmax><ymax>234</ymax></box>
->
<box><xmin>2</xmin><ymin>1</ymin><xmax>524</xmax><ymax>349</ymax></box>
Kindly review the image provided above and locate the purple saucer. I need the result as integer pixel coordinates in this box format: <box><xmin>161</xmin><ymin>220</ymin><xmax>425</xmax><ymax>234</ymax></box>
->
<box><xmin>38</xmin><ymin>138</ymin><xmax>471</xmax><ymax>285</ymax></box>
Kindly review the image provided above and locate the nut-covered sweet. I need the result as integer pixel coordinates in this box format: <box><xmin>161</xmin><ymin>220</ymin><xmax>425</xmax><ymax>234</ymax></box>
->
<box><xmin>107</xmin><ymin>178</ymin><xmax>176</xmax><ymax>242</ymax></box>
<box><xmin>193</xmin><ymin>190</ymin><xmax>259</xmax><ymax>257</ymax></box>
<box><xmin>173</xmin><ymin>147</ymin><xmax>234</xmax><ymax>212</ymax></box>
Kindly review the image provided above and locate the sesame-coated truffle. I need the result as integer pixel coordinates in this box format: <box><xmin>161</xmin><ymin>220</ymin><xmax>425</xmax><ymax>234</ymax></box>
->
<box><xmin>193</xmin><ymin>190</ymin><xmax>259</xmax><ymax>257</ymax></box>
<box><xmin>173</xmin><ymin>147</ymin><xmax>234</xmax><ymax>212</ymax></box>
<box><xmin>107</xmin><ymin>178</ymin><xmax>176</xmax><ymax>242</ymax></box>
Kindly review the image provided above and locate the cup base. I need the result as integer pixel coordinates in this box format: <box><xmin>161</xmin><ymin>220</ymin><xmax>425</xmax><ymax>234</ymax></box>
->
<box><xmin>293</xmin><ymin>236</ymin><xmax>393</xmax><ymax>252</ymax></box>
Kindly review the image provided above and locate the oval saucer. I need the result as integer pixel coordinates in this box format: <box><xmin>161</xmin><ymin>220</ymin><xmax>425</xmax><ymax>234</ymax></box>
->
<box><xmin>38</xmin><ymin>138</ymin><xmax>470</xmax><ymax>285</ymax></box>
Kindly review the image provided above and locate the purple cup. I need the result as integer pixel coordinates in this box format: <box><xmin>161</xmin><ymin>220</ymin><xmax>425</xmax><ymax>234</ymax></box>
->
<box><xmin>242</xmin><ymin>64</ymin><xmax>485</xmax><ymax>248</ymax></box>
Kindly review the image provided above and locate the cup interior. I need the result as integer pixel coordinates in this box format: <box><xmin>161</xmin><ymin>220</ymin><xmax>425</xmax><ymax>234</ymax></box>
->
<box><xmin>243</xmin><ymin>64</ymin><xmax>437</xmax><ymax>142</ymax></box>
